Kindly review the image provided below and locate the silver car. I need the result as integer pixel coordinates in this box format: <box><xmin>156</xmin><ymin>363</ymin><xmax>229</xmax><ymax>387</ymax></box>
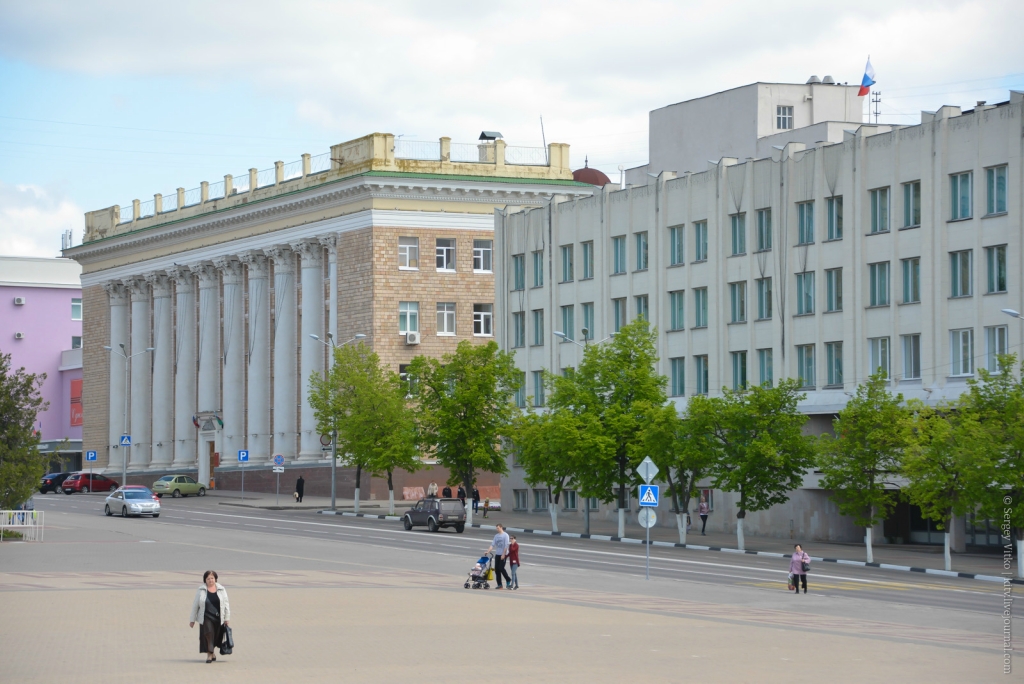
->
<box><xmin>104</xmin><ymin>487</ymin><xmax>161</xmax><ymax>518</ymax></box>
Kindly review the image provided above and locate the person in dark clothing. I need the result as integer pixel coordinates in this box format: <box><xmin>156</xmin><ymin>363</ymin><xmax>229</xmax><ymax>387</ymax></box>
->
<box><xmin>442</xmin><ymin>485</ymin><xmax>452</xmax><ymax>498</ymax></box>
<box><xmin>295</xmin><ymin>476</ymin><xmax>305</xmax><ymax>503</ymax></box>
<box><xmin>472</xmin><ymin>487</ymin><xmax>480</xmax><ymax>512</ymax></box>
<box><xmin>189</xmin><ymin>570</ymin><xmax>230</xmax><ymax>663</ymax></box>
<box><xmin>457</xmin><ymin>485</ymin><xmax>466</xmax><ymax>505</ymax></box>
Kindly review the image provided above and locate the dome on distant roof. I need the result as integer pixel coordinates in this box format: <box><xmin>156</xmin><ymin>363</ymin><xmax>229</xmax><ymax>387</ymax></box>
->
<box><xmin>572</xmin><ymin>158</ymin><xmax>611</xmax><ymax>186</ymax></box>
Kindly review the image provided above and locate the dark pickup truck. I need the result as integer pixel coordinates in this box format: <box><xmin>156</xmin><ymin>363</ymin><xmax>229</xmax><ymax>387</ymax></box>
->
<box><xmin>402</xmin><ymin>497</ymin><xmax>466</xmax><ymax>533</ymax></box>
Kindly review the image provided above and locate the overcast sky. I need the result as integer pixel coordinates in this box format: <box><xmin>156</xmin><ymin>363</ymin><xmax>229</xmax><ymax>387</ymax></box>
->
<box><xmin>1</xmin><ymin>0</ymin><xmax>1022</xmax><ymax>257</ymax></box>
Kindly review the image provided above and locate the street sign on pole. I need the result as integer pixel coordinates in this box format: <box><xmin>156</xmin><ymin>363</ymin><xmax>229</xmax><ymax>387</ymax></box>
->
<box><xmin>119</xmin><ymin>435</ymin><xmax>132</xmax><ymax>447</ymax></box>
<box><xmin>638</xmin><ymin>507</ymin><xmax>657</xmax><ymax>580</ymax></box>
<box><xmin>272</xmin><ymin>466</ymin><xmax>284</xmax><ymax>473</ymax></box>
<box><xmin>638</xmin><ymin>484</ymin><xmax>659</xmax><ymax>507</ymax></box>
<box><xmin>320</xmin><ymin>434</ymin><xmax>332</xmax><ymax>447</ymax></box>
<box><xmin>85</xmin><ymin>451</ymin><xmax>97</xmax><ymax>462</ymax></box>
<box><xmin>273</xmin><ymin>454</ymin><xmax>285</xmax><ymax>466</ymax></box>
<box><xmin>237</xmin><ymin>450</ymin><xmax>249</xmax><ymax>462</ymax></box>
<box><xmin>636</xmin><ymin>456</ymin><xmax>658</xmax><ymax>484</ymax></box>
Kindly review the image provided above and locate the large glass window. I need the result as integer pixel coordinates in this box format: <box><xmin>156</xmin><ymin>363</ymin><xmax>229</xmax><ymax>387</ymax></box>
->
<box><xmin>694</xmin><ymin>221</ymin><xmax>708</xmax><ymax>261</ymax></box>
<box><xmin>695</xmin><ymin>356</ymin><xmax>709</xmax><ymax>395</ymax></box>
<box><xmin>398</xmin><ymin>237</ymin><xmax>419</xmax><ymax>269</ymax></box>
<box><xmin>473</xmin><ymin>304</ymin><xmax>493</xmax><ymax>336</ymax></box>
<box><xmin>950</xmin><ymin>250</ymin><xmax>973</xmax><ymax>297</ymax></box>
<box><xmin>436</xmin><ymin>238</ymin><xmax>456</xmax><ymax>271</ymax></box>
<box><xmin>473</xmin><ymin>239</ymin><xmax>493</xmax><ymax>272</ymax></box>
<box><xmin>560</xmin><ymin>305</ymin><xmax>575</xmax><ymax>341</ymax></box>
<box><xmin>796</xmin><ymin>344</ymin><xmax>815</xmax><ymax>388</ymax></box>
<box><xmin>825</xmin><ymin>268</ymin><xmax>842</xmax><ymax>312</ymax></box>
<box><xmin>581</xmin><ymin>241</ymin><xmax>594</xmax><ymax>279</ymax></box>
<box><xmin>730</xmin><ymin>214</ymin><xmax>746</xmax><ymax>255</ymax></box>
<box><xmin>987</xmin><ymin>166</ymin><xmax>1008</xmax><ymax>215</ymax></box>
<box><xmin>869</xmin><ymin>337</ymin><xmax>890</xmax><ymax>377</ymax></box>
<box><xmin>756</xmin><ymin>209</ymin><xmax>772</xmax><ymax>251</ymax></box>
<box><xmin>951</xmin><ymin>328</ymin><xmax>974</xmax><ymax>376</ymax></box>
<box><xmin>951</xmin><ymin>171</ymin><xmax>972</xmax><ymax>220</ymax></box>
<box><xmin>436</xmin><ymin>302</ymin><xmax>456</xmax><ymax>335</ymax></box>
<box><xmin>825</xmin><ymin>341</ymin><xmax>843</xmax><ymax>386</ymax></box>
<box><xmin>532</xmin><ymin>370</ymin><xmax>545</xmax><ymax>407</ymax></box>
<box><xmin>669</xmin><ymin>291</ymin><xmax>685</xmax><ymax>330</ymax></box>
<box><xmin>560</xmin><ymin>245</ymin><xmax>574</xmax><ymax>283</ymax></box>
<box><xmin>669</xmin><ymin>225</ymin><xmax>685</xmax><ymax>265</ymax></box>
<box><xmin>399</xmin><ymin>301</ymin><xmax>419</xmax><ymax>333</ymax></box>
<box><xmin>796</xmin><ymin>272</ymin><xmax>814</xmax><ymax>315</ymax></box>
<box><xmin>514</xmin><ymin>373</ymin><xmax>526</xmax><ymax>408</ymax></box>
<box><xmin>511</xmin><ymin>312</ymin><xmax>525</xmax><ymax>348</ymax></box>
<box><xmin>777</xmin><ymin>105</ymin><xmax>793</xmax><ymax>129</ymax></box>
<box><xmin>635</xmin><ymin>232</ymin><xmax>649</xmax><ymax>271</ymax></box>
<box><xmin>71</xmin><ymin>297</ymin><xmax>82</xmax><ymax>321</ymax></box>
<box><xmin>582</xmin><ymin>303</ymin><xmax>594</xmax><ymax>340</ymax></box>
<box><xmin>902</xmin><ymin>334</ymin><xmax>921</xmax><ymax>379</ymax></box>
<box><xmin>612</xmin><ymin>298</ymin><xmax>626</xmax><ymax>332</ymax></box>
<box><xmin>670</xmin><ymin>358</ymin><xmax>685</xmax><ymax>397</ymax></box>
<box><xmin>758</xmin><ymin>348</ymin><xmax>773</xmax><ymax>387</ymax></box>
<box><xmin>731</xmin><ymin>351</ymin><xmax>747</xmax><ymax>390</ymax></box>
<box><xmin>532</xmin><ymin>250</ymin><xmax>544</xmax><ymax>287</ymax></box>
<box><xmin>694</xmin><ymin>288</ymin><xmax>708</xmax><ymax>327</ymax></box>
<box><xmin>512</xmin><ymin>254</ymin><xmax>525</xmax><ymax>291</ymax></box>
<box><xmin>729</xmin><ymin>282</ymin><xmax>746</xmax><ymax>323</ymax></box>
<box><xmin>986</xmin><ymin>245</ymin><xmax>1007</xmax><ymax>293</ymax></box>
<box><xmin>986</xmin><ymin>325</ymin><xmax>1009</xmax><ymax>371</ymax></box>
<box><xmin>531</xmin><ymin>309</ymin><xmax>544</xmax><ymax>346</ymax></box>
<box><xmin>902</xmin><ymin>258</ymin><xmax>921</xmax><ymax>303</ymax></box>
<box><xmin>903</xmin><ymin>181</ymin><xmax>921</xmax><ymax>227</ymax></box>
<box><xmin>869</xmin><ymin>262</ymin><xmax>890</xmax><ymax>306</ymax></box>
<box><xmin>612</xmin><ymin>236</ymin><xmax>627</xmax><ymax>274</ymax></box>
<box><xmin>826</xmin><ymin>196</ymin><xmax>843</xmax><ymax>240</ymax></box>
<box><xmin>635</xmin><ymin>295</ymin><xmax>649</xmax><ymax>321</ymax></box>
<box><xmin>756</xmin><ymin>278</ymin><xmax>772</xmax><ymax>320</ymax></box>
<box><xmin>797</xmin><ymin>202</ymin><xmax>814</xmax><ymax>244</ymax></box>
<box><xmin>869</xmin><ymin>187</ymin><xmax>890</xmax><ymax>233</ymax></box>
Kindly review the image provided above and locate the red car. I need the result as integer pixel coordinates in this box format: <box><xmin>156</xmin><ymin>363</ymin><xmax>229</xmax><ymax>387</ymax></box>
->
<box><xmin>62</xmin><ymin>473</ymin><xmax>119</xmax><ymax>494</ymax></box>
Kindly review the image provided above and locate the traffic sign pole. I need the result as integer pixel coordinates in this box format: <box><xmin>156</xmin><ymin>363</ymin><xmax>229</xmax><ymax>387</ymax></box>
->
<box><xmin>638</xmin><ymin>482</ymin><xmax>660</xmax><ymax>581</ymax></box>
<box><xmin>647</xmin><ymin>518</ymin><xmax>650</xmax><ymax>580</ymax></box>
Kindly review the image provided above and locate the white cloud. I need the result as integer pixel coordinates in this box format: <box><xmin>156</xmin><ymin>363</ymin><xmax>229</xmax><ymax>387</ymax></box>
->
<box><xmin>0</xmin><ymin>183</ymin><xmax>83</xmax><ymax>258</ymax></box>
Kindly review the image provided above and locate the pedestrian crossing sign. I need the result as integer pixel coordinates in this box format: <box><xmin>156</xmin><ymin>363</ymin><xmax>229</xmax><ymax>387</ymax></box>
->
<box><xmin>638</xmin><ymin>484</ymin><xmax>659</xmax><ymax>507</ymax></box>
<box><xmin>119</xmin><ymin>435</ymin><xmax>131</xmax><ymax>446</ymax></box>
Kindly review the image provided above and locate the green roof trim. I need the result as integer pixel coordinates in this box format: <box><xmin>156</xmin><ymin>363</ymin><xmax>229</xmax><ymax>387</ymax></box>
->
<box><xmin>361</xmin><ymin>170</ymin><xmax>592</xmax><ymax>186</ymax></box>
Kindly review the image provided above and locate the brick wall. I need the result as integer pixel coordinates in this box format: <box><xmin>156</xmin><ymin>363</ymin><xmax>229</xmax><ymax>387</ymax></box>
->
<box><xmin>82</xmin><ymin>284</ymin><xmax>110</xmax><ymax>467</ymax></box>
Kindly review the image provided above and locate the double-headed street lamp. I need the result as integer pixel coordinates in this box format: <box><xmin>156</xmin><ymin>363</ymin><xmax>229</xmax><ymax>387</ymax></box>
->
<box><xmin>310</xmin><ymin>332</ymin><xmax>366</xmax><ymax>511</ymax></box>
<box><xmin>102</xmin><ymin>343</ymin><xmax>154</xmax><ymax>487</ymax></box>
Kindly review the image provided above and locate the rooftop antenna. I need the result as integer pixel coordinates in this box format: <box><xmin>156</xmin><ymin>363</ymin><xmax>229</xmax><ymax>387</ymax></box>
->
<box><xmin>540</xmin><ymin>115</ymin><xmax>548</xmax><ymax>164</ymax></box>
<box><xmin>871</xmin><ymin>91</ymin><xmax>882</xmax><ymax>124</ymax></box>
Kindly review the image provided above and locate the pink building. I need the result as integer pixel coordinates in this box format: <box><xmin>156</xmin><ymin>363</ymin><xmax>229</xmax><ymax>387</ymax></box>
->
<box><xmin>0</xmin><ymin>256</ymin><xmax>83</xmax><ymax>470</ymax></box>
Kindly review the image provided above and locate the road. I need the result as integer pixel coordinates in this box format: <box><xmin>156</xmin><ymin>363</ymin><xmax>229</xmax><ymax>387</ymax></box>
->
<box><xmin>2</xmin><ymin>492</ymin><xmax>1015</xmax><ymax>682</ymax></box>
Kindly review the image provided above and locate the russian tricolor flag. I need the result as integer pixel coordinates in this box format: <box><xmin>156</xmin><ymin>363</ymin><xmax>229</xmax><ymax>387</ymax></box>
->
<box><xmin>858</xmin><ymin>57</ymin><xmax>876</xmax><ymax>96</ymax></box>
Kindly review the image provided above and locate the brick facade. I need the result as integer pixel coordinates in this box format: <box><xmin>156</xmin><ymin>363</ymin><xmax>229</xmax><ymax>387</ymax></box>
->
<box><xmin>81</xmin><ymin>284</ymin><xmax>110</xmax><ymax>467</ymax></box>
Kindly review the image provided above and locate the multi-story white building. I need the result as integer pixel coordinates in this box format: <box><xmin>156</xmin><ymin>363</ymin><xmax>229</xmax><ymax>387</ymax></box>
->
<box><xmin>495</xmin><ymin>88</ymin><xmax>1023</xmax><ymax>547</ymax></box>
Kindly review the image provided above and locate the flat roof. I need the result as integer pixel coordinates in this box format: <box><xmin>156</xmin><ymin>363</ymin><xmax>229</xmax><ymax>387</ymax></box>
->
<box><xmin>0</xmin><ymin>256</ymin><xmax>82</xmax><ymax>288</ymax></box>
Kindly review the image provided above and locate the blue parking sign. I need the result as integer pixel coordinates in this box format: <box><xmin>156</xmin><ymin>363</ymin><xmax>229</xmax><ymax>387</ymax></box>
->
<box><xmin>238</xmin><ymin>450</ymin><xmax>249</xmax><ymax>462</ymax></box>
<box><xmin>638</xmin><ymin>484</ymin><xmax>659</xmax><ymax>507</ymax></box>
<box><xmin>86</xmin><ymin>450</ymin><xmax>97</xmax><ymax>462</ymax></box>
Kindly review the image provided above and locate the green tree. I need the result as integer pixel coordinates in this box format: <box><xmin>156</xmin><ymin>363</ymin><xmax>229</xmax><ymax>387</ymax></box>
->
<box><xmin>702</xmin><ymin>379</ymin><xmax>815</xmax><ymax>550</ymax></box>
<box><xmin>903</xmin><ymin>399</ymin><xmax>993</xmax><ymax>571</ymax></box>
<box><xmin>309</xmin><ymin>343</ymin><xmax>420</xmax><ymax>514</ymax></box>
<box><xmin>818</xmin><ymin>372</ymin><xmax>910</xmax><ymax>562</ymax></box>
<box><xmin>407</xmin><ymin>340</ymin><xmax>520</xmax><ymax>525</ymax></box>
<box><xmin>0</xmin><ymin>350</ymin><xmax>49</xmax><ymax>510</ymax></box>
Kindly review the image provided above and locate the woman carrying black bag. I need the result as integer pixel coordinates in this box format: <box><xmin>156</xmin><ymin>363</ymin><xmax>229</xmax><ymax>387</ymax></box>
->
<box><xmin>788</xmin><ymin>544</ymin><xmax>811</xmax><ymax>594</ymax></box>
<box><xmin>189</xmin><ymin>570</ymin><xmax>231</xmax><ymax>663</ymax></box>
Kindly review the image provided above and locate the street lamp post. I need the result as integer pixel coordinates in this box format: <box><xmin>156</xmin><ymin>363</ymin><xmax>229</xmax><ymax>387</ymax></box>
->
<box><xmin>102</xmin><ymin>344</ymin><xmax>154</xmax><ymax>487</ymax></box>
<box><xmin>310</xmin><ymin>332</ymin><xmax>366</xmax><ymax>511</ymax></box>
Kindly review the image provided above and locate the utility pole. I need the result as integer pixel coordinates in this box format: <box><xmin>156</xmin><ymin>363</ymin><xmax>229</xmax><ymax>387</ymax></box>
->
<box><xmin>871</xmin><ymin>91</ymin><xmax>882</xmax><ymax>124</ymax></box>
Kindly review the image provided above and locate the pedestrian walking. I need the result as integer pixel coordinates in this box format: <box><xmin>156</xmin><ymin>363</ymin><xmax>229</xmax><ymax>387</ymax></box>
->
<box><xmin>487</xmin><ymin>524</ymin><xmax>512</xmax><ymax>589</ymax></box>
<box><xmin>189</xmin><ymin>570</ymin><xmax>230</xmax><ymax>663</ymax></box>
<box><xmin>427</xmin><ymin>481</ymin><xmax>439</xmax><ymax>498</ymax></box>
<box><xmin>482</xmin><ymin>497</ymin><xmax>490</xmax><ymax>518</ymax></box>
<box><xmin>789</xmin><ymin>544</ymin><xmax>811</xmax><ymax>594</ymax></box>
<box><xmin>508</xmin><ymin>534</ymin><xmax>520</xmax><ymax>590</ymax></box>
<box><xmin>697</xmin><ymin>495</ymin><xmax>710</xmax><ymax>535</ymax></box>
<box><xmin>472</xmin><ymin>487</ymin><xmax>480</xmax><ymax>512</ymax></box>
<box><xmin>457</xmin><ymin>485</ymin><xmax>466</xmax><ymax>505</ymax></box>
<box><xmin>295</xmin><ymin>475</ymin><xmax>305</xmax><ymax>503</ymax></box>
<box><xmin>442</xmin><ymin>484</ymin><xmax>452</xmax><ymax>498</ymax></box>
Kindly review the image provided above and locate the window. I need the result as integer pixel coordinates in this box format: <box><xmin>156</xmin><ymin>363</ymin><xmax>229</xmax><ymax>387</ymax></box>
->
<box><xmin>612</xmin><ymin>236</ymin><xmax>627</xmax><ymax>274</ymax></box>
<box><xmin>514</xmin><ymin>372</ymin><xmax>526</xmax><ymax>408</ymax></box>
<box><xmin>635</xmin><ymin>295</ymin><xmax>649</xmax><ymax>321</ymax></box>
<box><xmin>561</xmin><ymin>305</ymin><xmax>575</xmax><ymax>341</ymax></box>
<box><xmin>756</xmin><ymin>278</ymin><xmax>772</xmax><ymax>320</ymax></box>
<box><xmin>563</xmin><ymin>490</ymin><xmax>578</xmax><ymax>511</ymax></box>
<box><xmin>670</xmin><ymin>357</ymin><xmax>685</xmax><ymax>396</ymax></box>
<box><xmin>513</xmin><ymin>490</ymin><xmax>529</xmax><ymax>510</ymax></box>
<box><xmin>825</xmin><ymin>341</ymin><xmax>843</xmax><ymax>386</ymax></box>
<box><xmin>694</xmin><ymin>288</ymin><xmax>708</xmax><ymax>327</ymax></box>
<box><xmin>729</xmin><ymin>282</ymin><xmax>746</xmax><ymax>323</ymax></box>
<box><xmin>511</xmin><ymin>312</ymin><xmax>525</xmax><ymax>348</ymax></box>
<box><xmin>869</xmin><ymin>337</ymin><xmax>890</xmax><ymax>377</ymax></box>
<box><xmin>71</xmin><ymin>297</ymin><xmax>83</xmax><ymax>321</ymax></box>
<box><xmin>669</xmin><ymin>225</ymin><xmax>685</xmax><ymax>265</ymax></box>
<box><xmin>758</xmin><ymin>348</ymin><xmax>773</xmax><ymax>387</ymax></box>
<box><xmin>695</xmin><ymin>356</ymin><xmax>709</xmax><ymax>395</ymax></box>
<box><xmin>532</xmin><ymin>370</ymin><xmax>545</xmax><ymax>407</ymax></box>
<box><xmin>987</xmin><ymin>166</ymin><xmax>1008</xmax><ymax>215</ymax></box>
<box><xmin>796</xmin><ymin>272</ymin><xmax>814</xmax><ymax>315</ymax></box>
<box><xmin>533</xmin><ymin>489</ymin><xmax>549</xmax><ymax>510</ymax></box>
<box><xmin>777</xmin><ymin>105</ymin><xmax>794</xmax><ymax>130</ymax></box>
<box><xmin>756</xmin><ymin>209</ymin><xmax>772</xmax><ymax>251</ymax></box>
<box><xmin>902</xmin><ymin>334</ymin><xmax>921</xmax><ymax>380</ymax></box>
<box><xmin>730</xmin><ymin>214</ymin><xmax>746</xmax><ymax>255</ymax></box>
<box><xmin>951</xmin><ymin>328</ymin><xmax>974</xmax><ymax>376</ymax></box>
<box><xmin>731</xmin><ymin>351</ymin><xmax>747</xmax><ymax>390</ymax></box>
<box><xmin>582</xmin><ymin>303</ymin><xmax>594</xmax><ymax>340</ymax></box>
<box><xmin>531</xmin><ymin>309</ymin><xmax>544</xmax><ymax>346</ymax></box>
<box><xmin>902</xmin><ymin>258</ymin><xmax>921</xmax><ymax>303</ymax></box>
<box><xmin>71</xmin><ymin>336</ymin><xmax>82</xmax><ymax>349</ymax></box>
<box><xmin>473</xmin><ymin>240</ymin><xmax>492</xmax><ymax>272</ymax></box>
<box><xmin>532</xmin><ymin>250</ymin><xmax>544</xmax><ymax>287</ymax></box>
<box><xmin>869</xmin><ymin>262</ymin><xmax>890</xmax><ymax>306</ymax></box>
<box><xmin>436</xmin><ymin>302</ymin><xmax>456</xmax><ymax>335</ymax></box>
<box><xmin>612</xmin><ymin>298</ymin><xmax>626</xmax><ymax>332</ymax></box>
<box><xmin>903</xmin><ymin>181</ymin><xmax>921</xmax><ymax>227</ymax></box>
<box><xmin>669</xmin><ymin>290</ymin><xmax>685</xmax><ymax>330</ymax></box>
<box><xmin>512</xmin><ymin>254</ymin><xmax>525</xmax><ymax>291</ymax></box>
<box><xmin>986</xmin><ymin>325</ymin><xmax>1009</xmax><ymax>371</ymax></box>
<box><xmin>870</xmin><ymin>187</ymin><xmax>890</xmax><ymax>233</ymax></box>
<box><xmin>473</xmin><ymin>304</ymin><xmax>493</xmax><ymax>336</ymax></box>
<box><xmin>635</xmin><ymin>232</ymin><xmax>649</xmax><ymax>271</ymax></box>
<box><xmin>796</xmin><ymin>345</ymin><xmax>815</xmax><ymax>388</ymax></box>
<box><xmin>399</xmin><ymin>364</ymin><xmax>416</xmax><ymax>396</ymax></box>
<box><xmin>825</xmin><ymin>268</ymin><xmax>842</xmax><ymax>312</ymax></box>
<box><xmin>581</xmin><ymin>241</ymin><xmax>594</xmax><ymax>279</ymax></box>
<box><xmin>588</xmin><ymin>497</ymin><xmax>600</xmax><ymax>511</ymax></box>
<box><xmin>560</xmin><ymin>245</ymin><xmax>574</xmax><ymax>282</ymax></box>
<box><xmin>694</xmin><ymin>221</ymin><xmax>708</xmax><ymax>261</ymax></box>
<box><xmin>436</xmin><ymin>238</ymin><xmax>456</xmax><ymax>271</ymax></box>
<box><xmin>950</xmin><ymin>250</ymin><xmax>973</xmax><ymax>297</ymax></box>
<box><xmin>797</xmin><ymin>202</ymin><xmax>814</xmax><ymax>244</ymax></box>
<box><xmin>950</xmin><ymin>171</ymin><xmax>972</xmax><ymax>220</ymax></box>
<box><xmin>398</xmin><ymin>301</ymin><xmax>419</xmax><ymax>334</ymax></box>
<box><xmin>986</xmin><ymin>245</ymin><xmax>1007</xmax><ymax>293</ymax></box>
<box><xmin>398</xmin><ymin>237</ymin><xmax>419</xmax><ymax>269</ymax></box>
<box><xmin>826</xmin><ymin>196</ymin><xmax>843</xmax><ymax>240</ymax></box>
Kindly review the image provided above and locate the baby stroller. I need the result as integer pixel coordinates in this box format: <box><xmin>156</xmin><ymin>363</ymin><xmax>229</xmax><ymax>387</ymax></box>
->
<box><xmin>465</xmin><ymin>553</ymin><xmax>493</xmax><ymax>589</ymax></box>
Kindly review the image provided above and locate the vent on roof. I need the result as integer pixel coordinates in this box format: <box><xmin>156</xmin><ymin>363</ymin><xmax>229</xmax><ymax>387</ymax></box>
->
<box><xmin>822</xmin><ymin>75</ymin><xmax>836</xmax><ymax>84</ymax></box>
<box><xmin>807</xmin><ymin>75</ymin><xmax>821</xmax><ymax>84</ymax></box>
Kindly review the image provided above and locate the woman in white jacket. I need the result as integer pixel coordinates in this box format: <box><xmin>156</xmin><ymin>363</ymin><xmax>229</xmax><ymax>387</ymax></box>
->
<box><xmin>189</xmin><ymin>570</ymin><xmax>230</xmax><ymax>663</ymax></box>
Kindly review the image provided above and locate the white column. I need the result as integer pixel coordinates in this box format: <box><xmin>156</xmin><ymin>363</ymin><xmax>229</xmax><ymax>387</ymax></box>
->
<box><xmin>215</xmin><ymin>257</ymin><xmax>246</xmax><ymax>463</ymax></box>
<box><xmin>170</xmin><ymin>267</ymin><xmax>197</xmax><ymax>468</ymax></box>
<box><xmin>318</xmin><ymin>235</ymin><xmax>339</xmax><ymax>364</ymax></box>
<box><xmin>266</xmin><ymin>246</ymin><xmax>298</xmax><ymax>461</ymax></box>
<box><xmin>124</xmin><ymin>276</ymin><xmax>152</xmax><ymax>468</ymax></box>
<box><xmin>147</xmin><ymin>272</ymin><xmax>174</xmax><ymax>469</ymax></box>
<box><xmin>191</xmin><ymin>262</ymin><xmax>221</xmax><ymax>484</ymax></box>
<box><xmin>240</xmin><ymin>251</ymin><xmax>271</xmax><ymax>462</ymax></box>
<box><xmin>292</xmin><ymin>240</ymin><xmax>325</xmax><ymax>460</ymax></box>
<box><xmin>103</xmin><ymin>282</ymin><xmax>130</xmax><ymax>471</ymax></box>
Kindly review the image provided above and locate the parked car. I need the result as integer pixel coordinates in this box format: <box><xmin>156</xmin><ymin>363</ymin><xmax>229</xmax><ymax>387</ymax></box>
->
<box><xmin>105</xmin><ymin>487</ymin><xmax>161</xmax><ymax>518</ymax></box>
<box><xmin>62</xmin><ymin>473</ymin><xmax>119</xmax><ymax>494</ymax></box>
<box><xmin>402</xmin><ymin>498</ymin><xmax>466</xmax><ymax>533</ymax></box>
<box><xmin>39</xmin><ymin>472</ymin><xmax>72</xmax><ymax>494</ymax></box>
<box><xmin>152</xmin><ymin>475</ymin><xmax>205</xmax><ymax>498</ymax></box>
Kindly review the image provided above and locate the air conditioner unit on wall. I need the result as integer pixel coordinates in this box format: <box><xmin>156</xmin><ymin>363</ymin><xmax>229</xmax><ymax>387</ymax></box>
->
<box><xmin>14</xmin><ymin>332</ymin><xmax>25</xmax><ymax>339</ymax></box>
<box><xmin>13</xmin><ymin>297</ymin><xmax>25</xmax><ymax>305</ymax></box>
<box><xmin>406</xmin><ymin>331</ymin><xmax>421</xmax><ymax>345</ymax></box>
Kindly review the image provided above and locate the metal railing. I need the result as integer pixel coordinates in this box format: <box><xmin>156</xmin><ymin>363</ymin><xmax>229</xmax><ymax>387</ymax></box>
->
<box><xmin>161</xmin><ymin>192</ymin><xmax>179</xmax><ymax>213</ymax></box>
<box><xmin>256</xmin><ymin>166</ymin><xmax>277</xmax><ymax>189</ymax></box>
<box><xmin>232</xmin><ymin>172</ymin><xmax>251</xmax><ymax>195</ymax></box>
<box><xmin>449</xmin><ymin>142</ymin><xmax>483</xmax><ymax>163</ymax></box>
<box><xmin>309</xmin><ymin>152</ymin><xmax>330</xmax><ymax>175</ymax></box>
<box><xmin>505</xmin><ymin>145</ymin><xmax>548</xmax><ymax>166</ymax></box>
<box><xmin>183</xmin><ymin>186</ymin><xmax>203</xmax><ymax>207</ymax></box>
<box><xmin>394</xmin><ymin>139</ymin><xmax>441</xmax><ymax>161</ymax></box>
<box><xmin>1</xmin><ymin>510</ymin><xmax>44</xmax><ymax>541</ymax></box>
<box><xmin>207</xmin><ymin>180</ymin><xmax>226</xmax><ymax>201</ymax></box>
<box><xmin>282</xmin><ymin>159</ymin><xmax>303</xmax><ymax>182</ymax></box>
<box><xmin>138</xmin><ymin>198</ymin><xmax>156</xmax><ymax>219</ymax></box>
<box><xmin>118</xmin><ymin>202</ymin><xmax>135</xmax><ymax>223</ymax></box>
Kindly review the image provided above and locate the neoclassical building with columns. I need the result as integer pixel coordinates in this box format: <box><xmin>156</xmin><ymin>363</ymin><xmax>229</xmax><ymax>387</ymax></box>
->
<box><xmin>67</xmin><ymin>133</ymin><xmax>592</xmax><ymax>487</ymax></box>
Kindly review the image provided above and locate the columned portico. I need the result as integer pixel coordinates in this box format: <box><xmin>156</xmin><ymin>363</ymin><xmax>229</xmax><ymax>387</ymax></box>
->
<box><xmin>125</xmin><ymin>276</ymin><xmax>152</xmax><ymax>468</ymax></box>
<box><xmin>104</xmin><ymin>282</ymin><xmax>130</xmax><ymax>470</ymax></box>
<box><xmin>240</xmin><ymin>251</ymin><xmax>271</xmax><ymax>462</ymax></box>
<box><xmin>267</xmin><ymin>246</ymin><xmax>298</xmax><ymax>461</ymax></box>
<box><xmin>216</xmin><ymin>257</ymin><xmax>246</xmax><ymax>462</ymax></box>
<box><xmin>170</xmin><ymin>267</ymin><xmax>197</xmax><ymax>468</ymax></box>
<box><xmin>192</xmin><ymin>263</ymin><xmax>221</xmax><ymax>481</ymax></box>
<box><xmin>293</xmin><ymin>240</ymin><xmax>324</xmax><ymax>460</ymax></box>
<box><xmin>147</xmin><ymin>272</ymin><xmax>174</xmax><ymax>469</ymax></box>
<box><xmin>318</xmin><ymin>235</ymin><xmax>339</xmax><ymax>368</ymax></box>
